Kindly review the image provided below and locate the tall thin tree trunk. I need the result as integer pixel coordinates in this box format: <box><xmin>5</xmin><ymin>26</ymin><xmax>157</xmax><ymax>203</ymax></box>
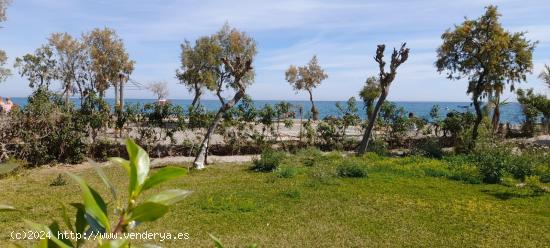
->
<box><xmin>308</xmin><ymin>90</ymin><xmax>318</xmax><ymax>120</ymax></box>
<box><xmin>357</xmin><ymin>90</ymin><xmax>388</xmax><ymax>155</ymax></box>
<box><xmin>119</xmin><ymin>80</ymin><xmax>124</xmax><ymax>109</ymax></box>
<box><xmin>114</xmin><ymin>81</ymin><xmax>119</xmax><ymax>107</ymax></box>
<box><xmin>191</xmin><ymin>90</ymin><xmax>201</xmax><ymax>109</ymax></box>
<box><xmin>491</xmin><ymin>94</ymin><xmax>500</xmax><ymax>134</ymax></box>
<box><xmin>471</xmin><ymin>95</ymin><xmax>483</xmax><ymax>149</ymax></box>
<box><xmin>193</xmin><ymin>90</ymin><xmax>245</xmax><ymax>169</ymax></box>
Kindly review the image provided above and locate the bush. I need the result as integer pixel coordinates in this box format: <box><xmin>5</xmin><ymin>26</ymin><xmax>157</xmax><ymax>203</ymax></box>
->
<box><xmin>414</xmin><ymin>137</ymin><xmax>443</xmax><ymax>159</ymax></box>
<box><xmin>447</xmin><ymin>156</ymin><xmax>482</xmax><ymax>184</ymax></box>
<box><xmin>534</xmin><ymin>164</ymin><xmax>550</xmax><ymax>183</ymax></box>
<box><xmin>250</xmin><ymin>149</ymin><xmax>285</xmax><ymax>172</ymax></box>
<box><xmin>276</xmin><ymin>166</ymin><xmax>298</xmax><ymax>178</ymax></box>
<box><xmin>49</xmin><ymin>174</ymin><xmax>67</xmax><ymax>186</ymax></box>
<box><xmin>337</xmin><ymin>161</ymin><xmax>367</xmax><ymax>178</ymax></box>
<box><xmin>524</xmin><ymin>176</ymin><xmax>548</xmax><ymax>195</ymax></box>
<box><xmin>296</xmin><ymin>148</ymin><xmax>323</xmax><ymax>167</ymax></box>
<box><xmin>13</xmin><ymin>89</ymin><xmax>88</xmax><ymax>166</ymax></box>
<box><xmin>367</xmin><ymin>138</ymin><xmax>388</xmax><ymax>156</ymax></box>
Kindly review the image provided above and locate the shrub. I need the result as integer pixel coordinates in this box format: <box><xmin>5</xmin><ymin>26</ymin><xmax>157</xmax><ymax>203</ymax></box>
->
<box><xmin>476</xmin><ymin>152</ymin><xmax>507</xmax><ymax>184</ymax></box>
<box><xmin>14</xmin><ymin>89</ymin><xmax>88</xmax><ymax>166</ymax></box>
<box><xmin>296</xmin><ymin>148</ymin><xmax>323</xmax><ymax>167</ymax></box>
<box><xmin>250</xmin><ymin>149</ymin><xmax>285</xmax><ymax>172</ymax></box>
<box><xmin>507</xmin><ymin>155</ymin><xmax>536</xmax><ymax>180</ymax></box>
<box><xmin>49</xmin><ymin>174</ymin><xmax>67</xmax><ymax>187</ymax></box>
<box><xmin>524</xmin><ymin>175</ymin><xmax>548</xmax><ymax>195</ymax></box>
<box><xmin>447</xmin><ymin>163</ymin><xmax>482</xmax><ymax>184</ymax></box>
<box><xmin>534</xmin><ymin>164</ymin><xmax>550</xmax><ymax>183</ymax></box>
<box><xmin>367</xmin><ymin>138</ymin><xmax>388</xmax><ymax>156</ymax></box>
<box><xmin>337</xmin><ymin>161</ymin><xmax>367</xmax><ymax>178</ymax></box>
<box><xmin>276</xmin><ymin>166</ymin><xmax>298</xmax><ymax>178</ymax></box>
<box><xmin>414</xmin><ymin>137</ymin><xmax>444</xmax><ymax>159</ymax></box>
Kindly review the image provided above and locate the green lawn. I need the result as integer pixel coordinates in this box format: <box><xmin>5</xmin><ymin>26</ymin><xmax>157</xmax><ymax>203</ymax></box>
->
<box><xmin>1</xmin><ymin>153</ymin><xmax>549</xmax><ymax>247</ymax></box>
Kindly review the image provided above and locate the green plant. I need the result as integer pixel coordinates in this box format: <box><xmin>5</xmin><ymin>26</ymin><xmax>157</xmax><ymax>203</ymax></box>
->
<box><xmin>250</xmin><ymin>149</ymin><xmax>285</xmax><ymax>172</ymax></box>
<box><xmin>524</xmin><ymin>175</ymin><xmax>548</xmax><ymax>195</ymax></box>
<box><xmin>276</xmin><ymin>166</ymin><xmax>298</xmax><ymax>178</ymax></box>
<box><xmin>414</xmin><ymin>137</ymin><xmax>444</xmax><ymax>159</ymax></box>
<box><xmin>337</xmin><ymin>161</ymin><xmax>367</xmax><ymax>178</ymax></box>
<box><xmin>24</xmin><ymin>139</ymin><xmax>189</xmax><ymax>247</ymax></box>
<box><xmin>367</xmin><ymin>138</ymin><xmax>388</xmax><ymax>156</ymax></box>
<box><xmin>49</xmin><ymin>174</ymin><xmax>67</xmax><ymax>187</ymax></box>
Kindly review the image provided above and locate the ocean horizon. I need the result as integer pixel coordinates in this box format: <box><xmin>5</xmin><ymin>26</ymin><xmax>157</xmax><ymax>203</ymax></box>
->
<box><xmin>10</xmin><ymin>97</ymin><xmax>526</xmax><ymax>124</ymax></box>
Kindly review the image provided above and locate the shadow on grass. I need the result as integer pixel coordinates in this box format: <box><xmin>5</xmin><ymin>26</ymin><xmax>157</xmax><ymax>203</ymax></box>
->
<box><xmin>481</xmin><ymin>188</ymin><xmax>542</xmax><ymax>200</ymax></box>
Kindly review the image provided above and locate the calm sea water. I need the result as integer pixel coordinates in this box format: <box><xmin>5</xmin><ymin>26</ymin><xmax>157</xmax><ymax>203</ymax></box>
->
<box><xmin>10</xmin><ymin>97</ymin><xmax>525</xmax><ymax>124</ymax></box>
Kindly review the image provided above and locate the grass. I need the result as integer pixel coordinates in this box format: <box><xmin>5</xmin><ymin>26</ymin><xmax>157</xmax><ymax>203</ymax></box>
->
<box><xmin>1</xmin><ymin>153</ymin><xmax>549</xmax><ymax>247</ymax></box>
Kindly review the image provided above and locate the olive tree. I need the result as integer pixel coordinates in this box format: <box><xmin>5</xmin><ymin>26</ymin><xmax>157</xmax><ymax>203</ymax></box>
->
<box><xmin>82</xmin><ymin>28</ymin><xmax>134</xmax><ymax>98</ymax></box>
<box><xmin>146</xmin><ymin>80</ymin><xmax>169</xmax><ymax>100</ymax></box>
<box><xmin>436</xmin><ymin>5</ymin><xmax>536</xmax><ymax>146</ymax></box>
<box><xmin>193</xmin><ymin>24</ymin><xmax>257</xmax><ymax>169</ymax></box>
<box><xmin>285</xmin><ymin>55</ymin><xmax>328</xmax><ymax>120</ymax></box>
<box><xmin>14</xmin><ymin>46</ymin><xmax>57</xmax><ymax>90</ymax></box>
<box><xmin>357</xmin><ymin>44</ymin><xmax>409</xmax><ymax>155</ymax></box>
<box><xmin>48</xmin><ymin>32</ymin><xmax>87</xmax><ymax>103</ymax></box>
<box><xmin>176</xmin><ymin>37</ymin><xmax>219</xmax><ymax>108</ymax></box>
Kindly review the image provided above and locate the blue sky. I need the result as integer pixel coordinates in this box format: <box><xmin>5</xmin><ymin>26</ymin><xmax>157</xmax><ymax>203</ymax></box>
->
<box><xmin>1</xmin><ymin>0</ymin><xmax>549</xmax><ymax>101</ymax></box>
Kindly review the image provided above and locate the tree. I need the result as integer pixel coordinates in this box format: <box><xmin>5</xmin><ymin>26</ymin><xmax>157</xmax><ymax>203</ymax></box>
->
<box><xmin>285</xmin><ymin>55</ymin><xmax>328</xmax><ymax>120</ymax></box>
<box><xmin>0</xmin><ymin>0</ymin><xmax>11</xmax><ymax>82</ymax></box>
<box><xmin>436</xmin><ymin>5</ymin><xmax>536</xmax><ymax>147</ymax></box>
<box><xmin>0</xmin><ymin>50</ymin><xmax>9</xmax><ymax>82</ymax></box>
<box><xmin>357</xmin><ymin>43</ymin><xmax>409</xmax><ymax>155</ymax></box>
<box><xmin>539</xmin><ymin>64</ymin><xmax>550</xmax><ymax>89</ymax></box>
<box><xmin>359</xmin><ymin>76</ymin><xmax>381</xmax><ymax>120</ymax></box>
<box><xmin>0</xmin><ymin>0</ymin><xmax>9</xmax><ymax>22</ymax></box>
<box><xmin>14</xmin><ymin>46</ymin><xmax>57</xmax><ymax>90</ymax></box>
<box><xmin>146</xmin><ymin>80</ymin><xmax>169</xmax><ymax>100</ymax></box>
<box><xmin>82</xmin><ymin>28</ymin><xmax>134</xmax><ymax>97</ymax></box>
<box><xmin>193</xmin><ymin>24</ymin><xmax>256</xmax><ymax>169</ymax></box>
<box><xmin>48</xmin><ymin>32</ymin><xmax>87</xmax><ymax>103</ymax></box>
<box><xmin>176</xmin><ymin>37</ymin><xmax>218</xmax><ymax>108</ymax></box>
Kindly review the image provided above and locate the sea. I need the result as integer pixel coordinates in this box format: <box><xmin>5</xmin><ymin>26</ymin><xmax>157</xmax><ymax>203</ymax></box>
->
<box><xmin>10</xmin><ymin>98</ymin><xmax>526</xmax><ymax>124</ymax></box>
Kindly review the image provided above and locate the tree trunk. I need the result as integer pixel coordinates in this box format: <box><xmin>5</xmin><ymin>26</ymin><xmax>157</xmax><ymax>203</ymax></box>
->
<box><xmin>193</xmin><ymin>90</ymin><xmax>245</xmax><ymax>169</ymax></box>
<box><xmin>308</xmin><ymin>90</ymin><xmax>318</xmax><ymax>121</ymax></box>
<box><xmin>114</xmin><ymin>81</ymin><xmax>119</xmax><ymax>107</ymax></box>
<box><xmin>471</xmin><ymin>95</ymin><xmax>483</xmax><ymax>149</ymax></box>
<box><xmin>191</xmin><ymin>90</ymin><xmax>201</xmax><ymax>109</ymax></box>
<box><xmin>491</xmin><ymin>95</ymin><xmax>500</xmax><ymax>134</ymax></box>
<box><xmin>357</xmin><ymin>90</ymin><xmax>388</xmax><ymax>155</ymax></box>
<box><xmin>119</xmin><ymin>80</ymin><xmax>124</xmax><ymax>109</ymax></box>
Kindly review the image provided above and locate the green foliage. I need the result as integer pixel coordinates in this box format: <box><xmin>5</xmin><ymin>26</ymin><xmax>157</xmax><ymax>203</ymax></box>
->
<box><xmin>296</xmin><ymin>147</ymin><xmax>323</xmax><ymax>167</ymax></box>
<box><xmin>359</xmin><ymin>76</ymin><xmax>381</xmax><ymax>119</ymax></box>
<box><xmin>276</xmin><ymin>166</ymin><xmax>298</xmax><ymax>178</ymax></box>
<box><xmin>250</xmin><ymin>149</ymin><xmax>285</xmax><ymax>172</ymax></box>
<box><xmin>516</xmin><ymin>88</ymin><xmax>550</xmax><ymax>135</ymax></box>
<box><xmin>377</xmin><ymin>102</ymin><xmax>415</xmax><ymax>145</ymax></box>
<box><xmin>444</xmin><ymin>156</ymin><xmax>482</xmax><ymax>184</ymax></box>
<box><xmin>23</xmin><ymin>139</ymin><xmax>189</xmax><ymax>247</ymax></box>
<box><xmin>436</xmin><ymin>5</ymin><xmax>536</xmax><ymax>144</ymax></box>
<box><xmin>13</xmin><ymin>89</ymin><xmax>88</xmax><ymax>165</ymax></box>
<box><xmin>337</xmin><ymin>160</ymin><xmax>368</xmax><ymax>178</ymax></box>
<box><xmin>524</xmin><ymin>176</ymin><xmax>548</xmax><ymax>195</ymax></box>
<box><xmin>49</xmin><ymin>174</ymin><xmax>67</xmax><ymax>187</ymax></box>
<box><xmin>414</xmin><ymin>137</ymin><xmax>444</xmax><ymax>159</ymax></box>
<box><xmin>366</xmin><ymin>138</ymin><xmax>388</xmax><ymax>156</ymax></box>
